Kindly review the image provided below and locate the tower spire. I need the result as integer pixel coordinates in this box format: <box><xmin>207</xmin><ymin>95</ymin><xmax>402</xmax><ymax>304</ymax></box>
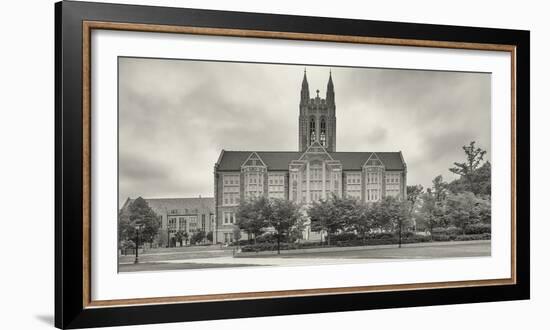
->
<box><xmin>326</xmin><ymin>69</ymin><xmax>335</xmax><ymax>104</ymax></box>
<box><xmin>300</xmin><ymin>67</ymin><xmax>310</xmax><ymax>103</ymax></box>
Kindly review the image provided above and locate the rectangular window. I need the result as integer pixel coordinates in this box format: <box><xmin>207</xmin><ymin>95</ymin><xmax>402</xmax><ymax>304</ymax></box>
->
<box><xmin>178</xmin><ymin>217</ymin><xmax>186</xmax><ymax>231</ymax></box>
<box><xmin>223</xmin><ymin>212</ymin><xmax>235</xmax><ymax>225</ymax></box>
<box><xmin>268</xmin><ymin>173</ymin><xmax>285</xmax><ymax>199</ymax></box>
<box><xmin>223</xmin><ymin>174</ymin><xmax>240</xmax><ymax>206</ymax></box>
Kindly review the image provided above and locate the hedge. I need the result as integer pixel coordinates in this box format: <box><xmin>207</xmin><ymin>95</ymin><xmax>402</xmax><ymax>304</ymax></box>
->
<box><xmin>433</xmin><ymin>224</ymin><xmax>491</xmax><ymax>236</ymax></box>
<box><xmin>240</xmin><ymin>233</ymin><xmax>490</xmax><ymax>252</ymax></box>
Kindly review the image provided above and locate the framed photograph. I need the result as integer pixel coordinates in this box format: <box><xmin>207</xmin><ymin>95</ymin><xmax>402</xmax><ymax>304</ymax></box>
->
<box><xmin>55</xmin><ymin>1</ymin><xmax>530</xmax><ymax>328</ymax></box>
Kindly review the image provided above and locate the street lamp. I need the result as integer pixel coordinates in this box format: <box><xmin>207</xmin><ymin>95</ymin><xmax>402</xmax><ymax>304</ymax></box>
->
<box><xmin>134</xmin><ymin>224</ymin><xmax>143</xmax><ymax>264</ymax></box>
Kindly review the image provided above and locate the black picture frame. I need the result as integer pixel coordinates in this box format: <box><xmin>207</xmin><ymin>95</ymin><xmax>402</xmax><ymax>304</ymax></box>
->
<box><xmin>55</xmin><ymin>1</ymin><xmax>530</xmax><ymax>328</ymax></box>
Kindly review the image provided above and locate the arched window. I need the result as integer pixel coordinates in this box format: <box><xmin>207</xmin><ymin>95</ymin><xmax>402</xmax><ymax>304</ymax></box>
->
<box><xmin>320</xmin><ymin>118</ymin><xmax>327</xmax><ymax>146</ymax></box>
<box><xmin>309</xmin><ymin>117</ymin><xmax>316</xmax><ymax>142</ymax></box>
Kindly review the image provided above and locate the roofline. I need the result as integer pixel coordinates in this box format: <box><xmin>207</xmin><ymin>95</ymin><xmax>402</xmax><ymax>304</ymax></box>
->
<box><xmin>241</xmin><ymin>151</ymin><xmax>268</xmax><ymax>168</ymax></box>
<box><xmin>221</xmin><ymin>150</ymin><xmax>403</xmax><ymax>154</ymax></box>
<box><xmin>399</xmin><ymin>150</ymin><xmax>407</xmax><ymax>171</ymax></box>
<box><xmin>125</xmin><ymin>196</ymin><xmax>215</xmax><ymax>202</ymax></box>
<box><xmin>362</xmin><ymin>152</ymin><xmax>386</xmax><ymax>168</ymax></box>
<box><xmin>215</xmin><ymin>149</ymin><xmax>225</xmax><ymax>168</ymax></box>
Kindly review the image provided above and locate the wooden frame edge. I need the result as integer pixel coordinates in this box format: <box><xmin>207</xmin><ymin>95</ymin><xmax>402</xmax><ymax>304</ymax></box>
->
<box><xmin>81</xmin><ymin>20</ymin><xmax>518</xmax><ymax>309</ymax></box>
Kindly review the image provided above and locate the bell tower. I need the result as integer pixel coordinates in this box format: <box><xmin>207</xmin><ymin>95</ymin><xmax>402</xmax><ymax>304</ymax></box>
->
<box><xmin>298</xmin><ymin>69</ymin><xmax>337</xmax><ymax>152</ymax></box>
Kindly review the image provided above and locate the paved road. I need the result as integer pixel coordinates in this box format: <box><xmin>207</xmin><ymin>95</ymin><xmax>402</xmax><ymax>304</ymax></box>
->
<box><xmin>119</xmin><ymin>241</ymin><xmax>490</xmax><ymax>273</ymax></box>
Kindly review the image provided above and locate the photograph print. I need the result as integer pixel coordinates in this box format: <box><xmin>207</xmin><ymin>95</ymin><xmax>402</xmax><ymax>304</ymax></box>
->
<box><xmin>118</xmin><ymin>58</ymin><xmax>491</xmax><ymax>273</ymax></box>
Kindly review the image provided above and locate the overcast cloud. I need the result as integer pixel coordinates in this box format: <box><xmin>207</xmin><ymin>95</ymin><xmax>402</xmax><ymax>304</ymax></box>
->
<box><xmin>119</xmin><ymin>57</ymin><xmax>491</xmax><ymax>205</ymax></box>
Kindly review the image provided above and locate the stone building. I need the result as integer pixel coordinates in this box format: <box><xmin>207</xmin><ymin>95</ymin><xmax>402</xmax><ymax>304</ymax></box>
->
<box><xmin>121</xmin><ymin>197</ymin><xmax>215</xmax><ymax>246</ymax></box>
<box><xmin>213</xmin><ymin>70</ymin><xmax>407</xmax><ymax>243</ymax></box>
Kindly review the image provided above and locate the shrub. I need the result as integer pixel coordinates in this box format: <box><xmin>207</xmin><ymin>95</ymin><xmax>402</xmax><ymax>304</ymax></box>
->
<box><xmin>120</xmin><ymin>240</ymin><xmax>135</xmax><ymax>250</ymax></box>
<box><xmin>465</xmin><ymin>223</ymin><xmax>491</xmax><ymax>235</ymax></box>
<box><xmin>332</xmin><ymin>232</ymin><xmax>359</xmax><ymax>242</ymax></box>
<box><xmin>256</xmin><ymin>233</ymin><xmax>277</xmax><ymax>243</ymax></box>
<box><xmin>454</xmin><ymin>233</ymin><xmax>491</xmax><ymax>241</ymax></box>
<box><xmin>432</xmin><ymin>234</ymin><xmax>450</xmax><ymax>242</ymax></box>
<box><xmin>368</xmin><ymin>232</ymin><xmax>395</xmax><ymax>240</ymax></box>
<box><xmin>432</xmin><ymin>227</ymin><xmax>462</xmax><ymax>236</ymax></box>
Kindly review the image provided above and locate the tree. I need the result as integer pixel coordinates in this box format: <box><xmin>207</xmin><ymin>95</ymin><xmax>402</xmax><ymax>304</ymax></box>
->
<box><xmin>445</xmin><ymin>192</ymin><xmax>489</xmax><ymax>235</ymax></box>
<box><xmin>432</xmin><ymin>175</ymin><xmax>448</xmax><ymax>203</ymax></box>
<box><xmin>190</xmin><ymin>230</ymin><xmax>206</xmax><ymax>245</ymax></box>
<box><xmin>417</xmin><ymin>188</ymin><xmax>444</xmax><ymax>239</ymax></box>
<box><xmin>352</xmin><ymin>203</ymin><xmax>374</xmax><ymax>245</ymax></box>
<box><xmin>174</xmin><ymin>230</ymin><xmax>188</xmax><ymax>247</ymax></box>
<box><xmin>309</xmin><ymin>195</ymin><xmax>347</xmax><ymax>246</ymax></box>
<box><xmin>378</xmin><ymin>197</ymin><xmax>410</xmax><ymax>247</ymax></box>
<box><xmin>332</xmin><ymin>195</ymin><xmax>362</xmax><ymax>233</ymax></box>
<box><xmin>118</xmin><ymin>197</ymin><xmax>160</xmax><ymax>249</ymax></box>
<box><xmin>449</xmin><ymin>141</ymin><xmax>488</xmax><ymax>194</ymax></box>
<box><xmin>235</xmin><ymin>196</ymin><xmax>270</xmax><ymax>244</ymax></box>
<box><xmin>448</xmin><ymin>161</ymin><xmax>491</xmax><ymax>196</ymax></box>
<box><xmin>232</xmin><ymin>226</ymin><xmax>242</xmax><ymax>246</ymax></box>
<box><xmin>269</xmin><ymin>198</ymin><xmax>303</xmax><ymax>254</ymax></box>
<box><xmin>406</xmin><ymin>185</ymin><xmax>424</xmax><ymax>231</ymax></box>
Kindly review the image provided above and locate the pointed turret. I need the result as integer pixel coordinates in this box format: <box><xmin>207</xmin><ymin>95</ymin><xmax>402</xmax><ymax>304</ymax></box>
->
<box><xmin>300</xmin><ymin>68</ymin><xmax>310</xmax><ymax>104</ymax></box>
<box><xmin>326</xmin><ymin>69</ymin><xmax>335</xmax><ymax>105</ymax></box>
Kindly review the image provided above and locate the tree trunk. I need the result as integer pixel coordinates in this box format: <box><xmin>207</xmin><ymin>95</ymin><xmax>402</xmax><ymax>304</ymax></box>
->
<box><xmin>398</xmin><ymin>223</ymin><xmax>402</xmax><ymax>248</ymax></box>
<box><xmin>277</xmin><ymin>233</ymin><xmax>280</xmax><ymax>255</ymax></box>
<box><xmin>327</xmin><ymin>232</ymin><xmax>331</xmax><ymax>246</ymax></box>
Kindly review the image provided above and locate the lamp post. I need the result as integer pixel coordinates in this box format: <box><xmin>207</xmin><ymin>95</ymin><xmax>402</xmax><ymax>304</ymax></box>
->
<box><xmin>134</xmin><ymin>224</ymin><xmax>142</xmax><ymax>264</ymax></box>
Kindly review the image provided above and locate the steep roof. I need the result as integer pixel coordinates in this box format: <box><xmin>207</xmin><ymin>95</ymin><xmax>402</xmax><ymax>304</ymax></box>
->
<box><xmin>216</xmin><ymin>151</ymin><xmax>405</xmax><ymax>171</ymax></box>
<box><xmin>122</xmin><ymin>197</ymin><xmax>214</xmax><ymax>214</ymax></box>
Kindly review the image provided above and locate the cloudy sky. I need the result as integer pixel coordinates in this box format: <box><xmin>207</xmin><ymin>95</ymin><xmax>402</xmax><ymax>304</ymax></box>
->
<box><xmin>118</xmin><ymin>57</ymin><xmax>491</xmax><ymax>205</ymax></box>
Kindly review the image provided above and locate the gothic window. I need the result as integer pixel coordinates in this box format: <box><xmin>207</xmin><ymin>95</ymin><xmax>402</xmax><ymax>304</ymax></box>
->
<box><xmin>320</xmin><ymin>118</ymin><xmax>327</xmax><ymax>146</ymax></box>
<box><xmin>309</xmin><ymin>117</ymin><xmax>316</xmax><ymax>142</ymax></box>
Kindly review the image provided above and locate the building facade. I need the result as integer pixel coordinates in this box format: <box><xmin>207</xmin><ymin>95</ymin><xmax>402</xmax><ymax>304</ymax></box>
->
<box><xmin>213</xmin><ymin>71</ymin><xmax>407</xmax><ymax>243</ymax></box>
<box><xmin>121</xmin><ymin>197</ymin><xmax>215</xmax><ymax>246</ymax></box>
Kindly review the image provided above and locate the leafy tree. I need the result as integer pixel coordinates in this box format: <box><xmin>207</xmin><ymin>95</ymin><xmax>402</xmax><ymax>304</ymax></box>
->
<box><xmin>448</xmin><ymin>161</ymin><xmax>491</xmax><ymax>196</ymax></box>
<box><xmin>269</xmin><ymin>198</ymin><xmax>303</xmax><ymax>254</ymax></box>
<box><xmin>417</xmin><ymin>188</ymin><xmax>444</xmax><ymax>239</ymax></box>
<box><xmin>432</xmin><ymin>175</ymin><xmax>448</xmax><ymax>203</ymax></box>
<box><xmin>235</xmin><ymin>196</ymin><xmax>270</xmax><ymax>243</ymax></box>
<box><xmin>377</xmin><ymin>197</ymin><xmax>410</xmax><ymax>247</ymax></box>
<box><xmin>449</xmin><ymin>141</ymin><xmax>488</xmax><ymax>194</ymax></box>
<box><xmin>309</xmin><ymin>195</ymin><xmax>347</xmax><ymax>246</ymax></box>
<box><xmin>232</xmin><ymin>226</ymin><xmax>242</xmax><ymax>246</ymax></box>
<box><xmin>118</xmin><ymin>197</ymin><xmax>160</xmax><ymax>249</ymax></box>
<box><xmin>332</xmin><ymin>195</ymin><xmax>362</xmax><ymax>233</ymax></box>
<box><xmin>174</xmin><ymin>230</ymin><xmax>188</xmax><ymax>247</ymax></box>
<box><xmin>190</xmin><ymin>230</ymin><xmax>206</xmax><ymax>245</ymax></box>
<box><xmin>445</xmin><ymin>192</ymin><xmax>490</xmax><ymax>235</ymax></box>
<box><xmin>352</xmin><ymin>203</ymin><xmax>375</xmax><ymax>245</ymax></box>
<box><xmin>406</xmin><ymin>185</ymin><xmax>424</xmax><ymax>231</ymax></box>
